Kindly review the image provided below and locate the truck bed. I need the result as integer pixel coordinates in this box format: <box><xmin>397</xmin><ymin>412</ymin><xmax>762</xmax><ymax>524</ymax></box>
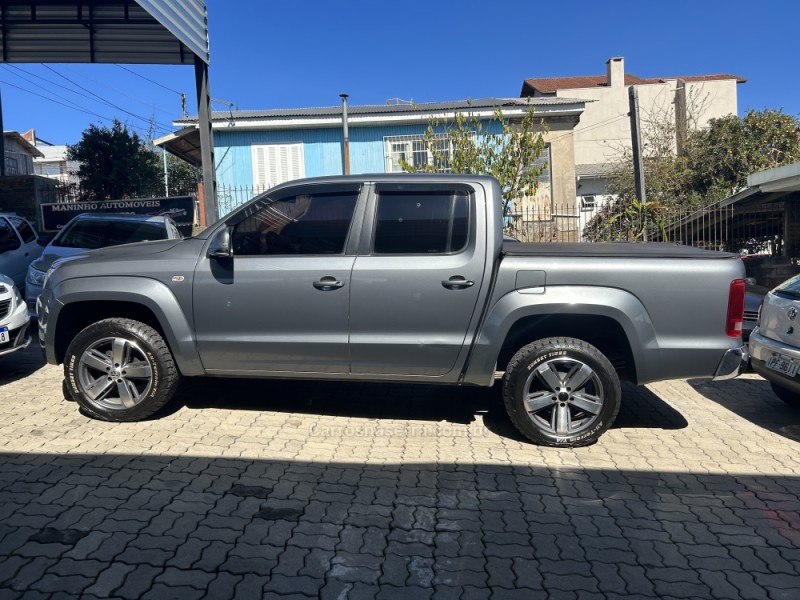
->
<box><xmin>503</xmin><ymin>242</ymin><xmax>739</xmax><ymax>259</ymax></box>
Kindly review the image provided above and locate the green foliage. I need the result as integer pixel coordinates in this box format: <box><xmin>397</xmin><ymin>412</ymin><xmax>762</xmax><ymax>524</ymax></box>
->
<box><xmin>399</xmin><ymin>103</ymin><xmax>547</xmax><ymax>216</ymax></box>
<box><xmin>68</xmin><ymin>120</ymin><xmax>162</xmax><ymax>200</ymax></box>
<box><xmin>165</xmin><ymin>153</ymin><xmax>200</xmax><ymax>196</ymax></box>
<box><xmin>586</xmin><ymin>108</ymin><xmax>800</xmax><ymax>242</ymax></box>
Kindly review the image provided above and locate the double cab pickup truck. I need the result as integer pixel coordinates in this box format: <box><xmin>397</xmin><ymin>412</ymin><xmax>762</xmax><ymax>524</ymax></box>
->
<box><xmin>38</xmin><ymin>175</ymin><xmax>748</xmax><ymax>447</ymax></box>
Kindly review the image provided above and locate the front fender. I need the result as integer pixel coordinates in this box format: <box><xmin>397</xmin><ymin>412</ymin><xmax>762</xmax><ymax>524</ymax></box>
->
<box><xmin>462</xmin><ymin>285</ymin><xmax>658</xmax><ymax>385</ymax></box>
<box><xmin>44</xmin><ymin>276</ymin><xmax>204</xmax><ymax>376</ymax></box>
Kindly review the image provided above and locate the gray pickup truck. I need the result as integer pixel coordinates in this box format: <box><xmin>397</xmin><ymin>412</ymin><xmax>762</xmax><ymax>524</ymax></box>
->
<box><xmin>38</xmin><ymin>175</ymin><xmax>747</xmax><ymax>447</ymax></box>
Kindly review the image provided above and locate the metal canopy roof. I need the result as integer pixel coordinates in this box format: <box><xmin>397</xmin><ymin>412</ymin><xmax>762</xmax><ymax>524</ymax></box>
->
<box><xmin>0</xmin><ymin>1</ymin><xmax>209</xmax><ymax>64</ymax></box>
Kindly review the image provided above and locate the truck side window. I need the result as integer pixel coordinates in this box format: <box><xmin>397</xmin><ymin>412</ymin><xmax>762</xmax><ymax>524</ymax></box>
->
<box><xmin>0</xmin><ymin>218</ymin><xmax>21</xmax><ymax>253</ymax></box>
<box><xmin>232</xmin><ymin>191</ymin><xmax>358</xmax><ymax>256</ymax></box>
<box><xmin>374</xmin><ymin>190</ymin><xmax>469</xmax><ymax>254</ymax></box>
<box><xmin>7</xmin><ymin>216</ymin><xmax>35</xmax><ymax>243</ymax></box>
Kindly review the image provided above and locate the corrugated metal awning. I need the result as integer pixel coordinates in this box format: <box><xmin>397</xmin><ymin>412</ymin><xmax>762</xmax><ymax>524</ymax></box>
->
<box><xmin>0</xmin><ymin>1</ymin><xmax>209</xmax><ymax>64</ymax></box>
<box><xmin>153</xmin><ymin>126</ymin><xmax>201</xmax><ymax>166</ymax></box>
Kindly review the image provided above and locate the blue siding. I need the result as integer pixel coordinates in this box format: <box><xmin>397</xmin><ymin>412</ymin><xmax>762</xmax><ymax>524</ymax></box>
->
<box><xmin>213</xmin><ymin>118</ymin><xmax>507</xmax><ymax>188</ymax></box>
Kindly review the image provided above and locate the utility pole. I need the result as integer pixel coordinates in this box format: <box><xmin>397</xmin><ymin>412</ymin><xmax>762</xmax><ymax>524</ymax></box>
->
<box><xmin>628</xmin><ymin>85</ymin><xmax>647</xmax><ymax>240</ymax></box>
<box><xmin>340</xmin><ymin>93</ymin><xmax>350</xmax><ymax>175</ymax></box>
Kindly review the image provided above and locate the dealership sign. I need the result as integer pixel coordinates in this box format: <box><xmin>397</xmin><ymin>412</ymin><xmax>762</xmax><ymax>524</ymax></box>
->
<box><xmin>40</xmin><ymin>196</ymin><xmax>195</xmax><ymax>236</ymax></box>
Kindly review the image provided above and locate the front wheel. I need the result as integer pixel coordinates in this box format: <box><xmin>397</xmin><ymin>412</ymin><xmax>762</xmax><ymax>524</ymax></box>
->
<box><xmin>502</xmin><ymin>337</ymin><xmax>621</xmax><ymax>447</ymax></box>
<box><xmin>64</xmin><ymin>318</ymin><xmax>180</xmax><ymax>422</ymax></box>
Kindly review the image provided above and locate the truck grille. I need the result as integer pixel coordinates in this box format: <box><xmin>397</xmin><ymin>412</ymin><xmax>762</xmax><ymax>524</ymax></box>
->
<box><xmin>0</xmin><ymin>285</ymin><xmax>7</xmax><ymax>294</ymax></box>
<box><xmin>743</xmin><ymin>310</ymin><xmax>759</xmax><ymax>322</ymax></box>
<box><xmin>0</xmin><ymin>299</ymin><xmax>10</xmax><ymax>319</ymax></box>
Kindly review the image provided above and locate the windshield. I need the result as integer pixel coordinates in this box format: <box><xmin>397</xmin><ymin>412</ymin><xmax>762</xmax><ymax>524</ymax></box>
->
<box><xmin>52</xmin><ymin>219</ymin><xmax>168</xmax><ymax>249</ymax></box>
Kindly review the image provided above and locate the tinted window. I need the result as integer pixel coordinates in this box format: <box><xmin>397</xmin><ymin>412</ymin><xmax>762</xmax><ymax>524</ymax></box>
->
<box><xmin>53</xmin><ymin>219</ymin><xmax>169</xmax><ymax>249</ymax></box>
<box><xmin>374</xmin><ymin>190</ymin><xmax>469</xmax><ymax>254</ymax></box>
<box><xmin>7</xmin><ymin>216</ymin><xmax>35</xmax><ymax>243</ymax></box>
<box><xmin>0</xmin><ymin>218</ymin><xmax>21</xmax><ymax>252</ymax></box>
<box><xmin>232</xmin><ymin>191</ymin><xmax>358</xmax><ymax>256</ymax></box>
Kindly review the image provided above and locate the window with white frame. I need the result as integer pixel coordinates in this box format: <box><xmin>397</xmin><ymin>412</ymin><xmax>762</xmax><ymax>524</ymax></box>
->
<box><xmin>251</xmin><ymin>143</ymin><xmax>305</xmax><ymax>190</ymax></box>
<box><xmin>580</xmin><ymin>195</ymin><xmax>596</xmax><ymax>211</ymax></box>
<box><xmin>384</xmin><ymin>134</ymin><xmax>456</xmax><ymax>173</ymax></box>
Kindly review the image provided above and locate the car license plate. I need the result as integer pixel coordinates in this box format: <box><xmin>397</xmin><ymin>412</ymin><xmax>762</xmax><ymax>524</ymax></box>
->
<box><xmin>0</xmin><ymin>327</ymin><xmax>7</xmax><ymax>344</ymax></box>
<box><xmin>766</xmin><ymin>353</ymin><xmax>800</xmax><ymax>378</ymax></box>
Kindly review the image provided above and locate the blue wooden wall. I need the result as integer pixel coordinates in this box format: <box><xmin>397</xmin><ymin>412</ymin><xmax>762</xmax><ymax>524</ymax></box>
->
<box><xmin>213</xmin><ymin>120</ymin><xmax>505</xmax><ymax>192</ymax></box>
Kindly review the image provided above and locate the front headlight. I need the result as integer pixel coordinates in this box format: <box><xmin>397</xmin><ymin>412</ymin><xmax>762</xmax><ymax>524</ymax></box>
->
<box><xmin>26</xmin><ymin>266</ymin><xmax>47</xmax><ymax>287</ymax></box>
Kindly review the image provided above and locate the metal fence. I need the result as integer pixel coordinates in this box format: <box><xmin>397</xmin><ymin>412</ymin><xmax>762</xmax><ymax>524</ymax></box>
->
<box><xmin>508</xmin><ymin>201</ymin><xmax>791</xmax><ymax>256</ymax></box>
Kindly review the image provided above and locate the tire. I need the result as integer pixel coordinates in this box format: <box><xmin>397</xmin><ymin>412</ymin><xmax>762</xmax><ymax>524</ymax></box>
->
<box><xmin>62</xmin><ymin>379</ymin><xmax>76</xmax><ymax>402</ymax></box>
<box><xmin>502</xmin><ymin>337</ymin><xmax>621</xmax><ymax>447</ymax></box>
<box><xmin>770</xmin><ymin>383</ymin><xmax>800</xmax><ymax>408</ymax></box>
<box><xmin>64</xmin><ymin>318</ymin><xmax>180</xmax><ymax>422</ymax></box>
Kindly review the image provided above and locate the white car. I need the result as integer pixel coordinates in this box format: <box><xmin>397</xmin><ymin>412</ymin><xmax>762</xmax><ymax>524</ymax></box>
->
<box><xmin>749</xmin><ymin>274</ymin><xmax>800</xmax><ymax>406</ymax></box>
<box><xmin>0</xmin><ymin>273</ymin><xmax>31</xmax><ymax>357</ymax></box>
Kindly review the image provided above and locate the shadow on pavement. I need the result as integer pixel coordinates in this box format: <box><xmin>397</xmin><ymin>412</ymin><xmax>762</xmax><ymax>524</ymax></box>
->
<box><xmin>170</xmin><ymin>378</ymin><xmax>688</xmax><ymax>443</ymax></box>
<box><xmin>689</xmin><ymin>375</ymin><xmax>800</xmax><ymax>443</ymax></box>
<box><xmin>0</xmin><ymin>452</ymin><xmax>798</xmax><ymax>598</ymax></box>
<box><xmin>0</xmin><ymin>344</ymin><xmax>48</xmax><ymax>387</ymax></box>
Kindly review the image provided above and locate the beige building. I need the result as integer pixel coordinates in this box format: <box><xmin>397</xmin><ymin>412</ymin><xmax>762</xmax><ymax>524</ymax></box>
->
<box><xmin>521</xmin><ymin>57</ymin><xmax>745</xmax><ymax>219</ymax></box>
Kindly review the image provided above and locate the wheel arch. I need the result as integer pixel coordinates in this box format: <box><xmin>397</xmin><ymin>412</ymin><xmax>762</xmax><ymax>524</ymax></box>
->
<box><xmin>48</xmin><ymin>277</ymin><xmax>204</xmax><ymax>376</ymax></box>
<box><xmin>462</xmin><ymin>286</ymin><xmax>658</xmax><ymax>385</ymax></box>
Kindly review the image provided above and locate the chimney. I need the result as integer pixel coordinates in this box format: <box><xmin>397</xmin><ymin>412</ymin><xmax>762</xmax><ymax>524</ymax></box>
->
<box><xmin>606</xmin><ymin>57</ymin><xmax>624</xmax><ymax>88</ymax></box>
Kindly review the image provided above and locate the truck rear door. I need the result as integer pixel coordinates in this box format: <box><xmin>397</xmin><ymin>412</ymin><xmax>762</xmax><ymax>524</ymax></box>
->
<box><xmin>348</xmin><ymin>183</ymin><xmax>488</xmax><ymax>377</ymax></box>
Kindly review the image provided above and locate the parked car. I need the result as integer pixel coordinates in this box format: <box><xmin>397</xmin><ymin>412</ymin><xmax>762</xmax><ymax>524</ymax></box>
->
<box><xmin>0</xmin><ymin>273</ymin><xmax>31</xmax><ymax>358</ymax></box>
<box><xmin>25</xmin><ymin>213</ymin><xmax>182</xmax><ymax>315</ymax></box>
<box><xmin>749</xmin><ymin>274</ymin><xmax>800</xmax><ymax>406</ymax></box>
<box><xmin>38</xmin><ymin>175</ymin><xmax>747</xmax><ymax>448</ymax></box>
<box><xmin>0</xmin><ymin>213</ymin><xmax>45</xmax><ymax>291</ymax></box>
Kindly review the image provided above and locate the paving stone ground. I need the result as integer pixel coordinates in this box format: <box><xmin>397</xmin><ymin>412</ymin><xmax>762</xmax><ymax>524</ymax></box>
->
<box><xmin>1</xmin><ymin>345</ymin><xmax>800</xmax><ymax>599</ymax></box>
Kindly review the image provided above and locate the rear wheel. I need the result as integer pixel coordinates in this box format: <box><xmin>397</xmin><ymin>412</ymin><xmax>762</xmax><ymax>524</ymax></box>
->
<box><xmin>503</xmin><ymin>337</ymin><xmax>621</xmax><ymax>447</ymax></box>
<box><xmin>64</xmin><ymin>318</ymin><xmax>180</xmax><ymax>421</ymax></box>
<box><xmin>770</xmin><ymin>383</ymin><xmax>800</xmax><ymax>408</ymax></box>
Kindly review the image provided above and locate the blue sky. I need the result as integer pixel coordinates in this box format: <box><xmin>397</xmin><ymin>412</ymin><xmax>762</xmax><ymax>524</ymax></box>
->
<box><xmin>1</xmin><ymin>0</ymin><xmax>798</xmax><ymax>145</ymax></box>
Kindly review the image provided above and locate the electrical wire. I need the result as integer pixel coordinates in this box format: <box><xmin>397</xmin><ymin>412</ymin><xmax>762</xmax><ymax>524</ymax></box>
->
<box><xmin>1</xmin><ymin>65</ymin><xmax>107</xmax><ymax>117</ymax></box>
<box><xmin>42</xmin><ymin>65</ymin><xmax>173</xmax><ymax>135</ymax></box>
<box><xmin>116</xmin><ymin>64</ymin><xmax>182</xmax><ymax>96</ymax></box>
<box><xmin>61</xmin><ymin>64</ymin><xmax>178</xmax><ymax>118</ymax></box>
<box><xmin>0</xmin><ymin>77</ymin><xmax>166</xmax><ymax>140</ymax></box>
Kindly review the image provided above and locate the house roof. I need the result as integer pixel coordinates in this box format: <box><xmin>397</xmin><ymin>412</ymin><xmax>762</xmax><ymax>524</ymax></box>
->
<box><xmin>3</xmin><ymin>131</ymin><xmax>44</xmax><ymax>158</ymax></box>
<box><xmin>521</xmin><ymin>73</ymin><xmax>746</xmax><ymax>95</ymax></box>
<box><xmin>576</xmin><ymin>163</ymin><xmax>618</xmax><ymax>179</ymax></box>
<box><xmin>173</xmin><ymin>97</ymin><xmax>588</xmax><ymax>126</ymax></box>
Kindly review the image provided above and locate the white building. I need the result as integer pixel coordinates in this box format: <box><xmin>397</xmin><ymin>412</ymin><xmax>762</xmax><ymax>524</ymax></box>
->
<box><xmin>521</xmin><ymin>57</ymin><xmax>745</xmax><ymax>229</ymax></box>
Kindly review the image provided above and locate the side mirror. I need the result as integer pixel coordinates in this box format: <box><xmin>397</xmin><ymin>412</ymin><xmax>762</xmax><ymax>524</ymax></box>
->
<box><xmin>207</xmin><ymin>228</ymin><xmax>233</xmax><ymax>259</ymax></box>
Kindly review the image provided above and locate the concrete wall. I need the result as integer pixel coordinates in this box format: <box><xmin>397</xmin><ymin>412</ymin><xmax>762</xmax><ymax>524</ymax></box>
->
<box><xmin>553</xmin><ymin>68</ymin><xmax>739</xmax><ymax>166</ymax></box>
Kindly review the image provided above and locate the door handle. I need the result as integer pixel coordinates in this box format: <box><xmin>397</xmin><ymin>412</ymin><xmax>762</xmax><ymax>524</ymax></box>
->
<box><xmin>313</xmin><ymin>276</ymin><xmax>345</xmax><ymax>291</ymax></box>
<box><xmin>442</xmin><ymin>276</ymin><xmax>475</xmax><ymax>290</ymax></box>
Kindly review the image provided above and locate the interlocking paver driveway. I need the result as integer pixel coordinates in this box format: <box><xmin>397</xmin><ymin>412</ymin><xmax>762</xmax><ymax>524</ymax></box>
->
<box><xmin>1</xmin><ymin>346</ymin><xmax>799</xmax><ymax>599</ymax></box>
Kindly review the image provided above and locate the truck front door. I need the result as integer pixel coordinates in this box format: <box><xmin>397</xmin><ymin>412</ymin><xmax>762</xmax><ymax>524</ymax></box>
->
<box><xmin>193</xmin><ymin>183</ymin><xmax>362</xmax><ymax>374</ymax></box>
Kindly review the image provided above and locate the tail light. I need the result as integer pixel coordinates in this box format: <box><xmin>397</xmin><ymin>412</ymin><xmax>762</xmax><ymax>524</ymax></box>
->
<box><xmin>726</xmin><ymin>279</ymin><xmax>746</xmax><ymax>338</ymax></box>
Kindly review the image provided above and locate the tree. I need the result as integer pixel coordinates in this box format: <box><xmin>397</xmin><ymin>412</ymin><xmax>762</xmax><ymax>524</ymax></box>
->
<box><xmin>68</xmin><ymin>120</ymin><xmax>162</xmax><ymax>200</ymax></box>
<box><xmin>399</xmin><ymin>103</ymin><xmax>548</xmax><ymax>218</ymax></box>
<box><xmin>165</xmin><ymin>154</ymin><xmax>200</xmax><ymax>196</ymax></box>
<box><xmin>585</xmin><ymin>108</ymin><xmax>800</xmax><ymax>242</ymax></box>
